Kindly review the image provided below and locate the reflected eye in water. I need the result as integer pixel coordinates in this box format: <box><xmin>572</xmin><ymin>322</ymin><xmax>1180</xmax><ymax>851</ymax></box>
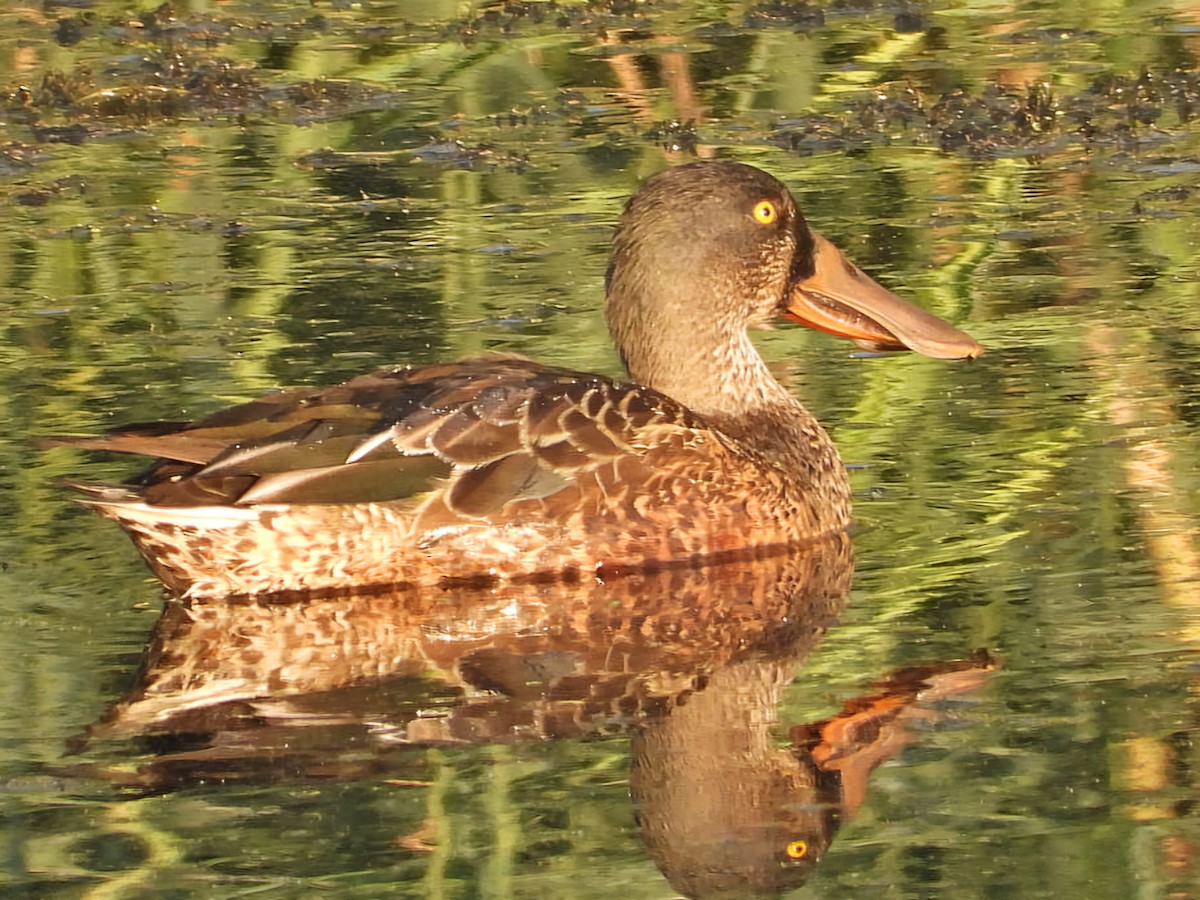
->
<box><xmin>785</xmin><ymin>838</ymin><xmax>809</xmax><ymax>860</ymax></box>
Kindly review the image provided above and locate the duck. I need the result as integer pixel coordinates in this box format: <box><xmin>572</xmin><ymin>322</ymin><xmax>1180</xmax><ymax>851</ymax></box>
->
<box><xmin>46</xmin><ymin>161</ymin><xmax>982</xmax><ymax>598</ymax></box>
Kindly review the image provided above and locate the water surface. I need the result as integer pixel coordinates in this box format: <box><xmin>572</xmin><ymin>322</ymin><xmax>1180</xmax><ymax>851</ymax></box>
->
<box><xmin>1</xmin><ymin>0</ymin><xmax>1199</xmax><ymax>897</ymax></box>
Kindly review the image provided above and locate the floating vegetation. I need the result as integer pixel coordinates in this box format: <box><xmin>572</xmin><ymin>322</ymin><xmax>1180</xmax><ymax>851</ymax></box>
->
<box><xmin>771</xmin><ymin>70</ymin><xmax>1200</xmax><ymax>159</ymax></box>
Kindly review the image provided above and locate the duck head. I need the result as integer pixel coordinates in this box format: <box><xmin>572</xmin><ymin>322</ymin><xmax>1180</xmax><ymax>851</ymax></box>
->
<box><xmin>605</xmin><ymin>161</ymin><xmax>982</xmax><ymax>421</ymax></box>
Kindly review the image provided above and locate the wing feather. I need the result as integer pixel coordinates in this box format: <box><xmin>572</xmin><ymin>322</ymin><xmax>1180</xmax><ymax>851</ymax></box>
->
<box><xmin>48</xmin><ymin>355</ymin><xmax>712</xmax><ymax>531</ymax></box>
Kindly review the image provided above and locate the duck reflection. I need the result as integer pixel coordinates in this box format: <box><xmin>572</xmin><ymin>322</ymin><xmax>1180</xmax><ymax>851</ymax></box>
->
<box><xmin>632</xmin><ymin>647</ymin><xmax>995</xmax><ymax>897</ymax></box>
<box><xmin>73</xmin><ymin>536</ymin><xmax>993</xmax><ymax>897</ymax></box>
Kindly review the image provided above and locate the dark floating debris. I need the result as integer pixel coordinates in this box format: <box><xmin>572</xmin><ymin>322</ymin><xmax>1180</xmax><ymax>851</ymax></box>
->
<box><xmin>771</xmin><ymin>70</ymin><xmax>1200</xmax><ymax>159</ymax></box>
<box><xmin>645</xmin><ymin>119</ymin><xmax>700</xmax><ymax>155</ymax></box>
<box><xmin>3</xmin><ymin>0</ymin><xmax>1198</xmax><ymax>173</ymax></box>
<box><xmin>745</xmin><ymin>1</ymin><xmax>826</xmax><ymax>30</ymax></box>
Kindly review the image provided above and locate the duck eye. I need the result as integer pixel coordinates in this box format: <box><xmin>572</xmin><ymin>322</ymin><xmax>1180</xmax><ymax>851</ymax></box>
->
<box><xmin>752</xmin><ymin>200</ymin><xmax>778</xmax><ymax>225</ymax></box>
<box><xmin>785</xmin><ymin>839</ymin><xmax>808</xmax><ymax>860</ymax></box>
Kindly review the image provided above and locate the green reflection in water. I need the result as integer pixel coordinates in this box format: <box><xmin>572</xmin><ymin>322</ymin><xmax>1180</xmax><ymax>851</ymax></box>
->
<box><xmin>1</xmin><ymin>0</ymin><xmax>1199</xmax><ymax>897</ymax></box>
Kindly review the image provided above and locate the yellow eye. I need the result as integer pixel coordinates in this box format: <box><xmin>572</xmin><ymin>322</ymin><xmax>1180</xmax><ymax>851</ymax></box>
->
<box><xmin>785</xmin><ymin>839</ymin><xmax>808</xmax><ymax>860</ymax></box>
<box><xmin>753</xmin><ymin>200</ymin><xmax>778</xmax><ymax>225</ymax></box>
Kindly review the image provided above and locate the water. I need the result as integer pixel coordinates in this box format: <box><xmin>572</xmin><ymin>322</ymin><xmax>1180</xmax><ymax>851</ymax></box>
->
<box><xmin>2</xmin><ymin>0</ymin><xmax>1199</xmax><ymax>896</ymax></box>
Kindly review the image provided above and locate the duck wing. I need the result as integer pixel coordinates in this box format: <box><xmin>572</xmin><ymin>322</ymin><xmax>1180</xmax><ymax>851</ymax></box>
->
<box><xmin>48</xmin><ymin>354</ymin><xmax>703</xmax><ymax>522</ymax></box>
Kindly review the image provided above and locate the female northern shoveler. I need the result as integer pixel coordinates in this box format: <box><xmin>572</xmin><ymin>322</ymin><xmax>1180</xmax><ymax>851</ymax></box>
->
<box><xmin>48</xmin><ymin>161</ymin><xmax>982</xmax><ymax>597</ymax></box>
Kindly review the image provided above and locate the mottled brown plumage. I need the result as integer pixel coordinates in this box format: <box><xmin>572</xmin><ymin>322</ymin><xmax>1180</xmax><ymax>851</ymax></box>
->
<box><xmin>47</xmin><ymin>162</ymin><xmax>982</xmax><ymax>597</ymax></box>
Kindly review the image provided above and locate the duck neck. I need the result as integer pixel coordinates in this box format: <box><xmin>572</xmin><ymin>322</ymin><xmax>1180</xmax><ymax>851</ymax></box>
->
<box><xmin>632</xmin><ymin>324</ymin><xmax>793</xmax><ymax>418</ymax></box>
<box><xmin>609</xmin><ymin>291</ymin><xmax>827</xmax><ymax>462</ymax></box>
